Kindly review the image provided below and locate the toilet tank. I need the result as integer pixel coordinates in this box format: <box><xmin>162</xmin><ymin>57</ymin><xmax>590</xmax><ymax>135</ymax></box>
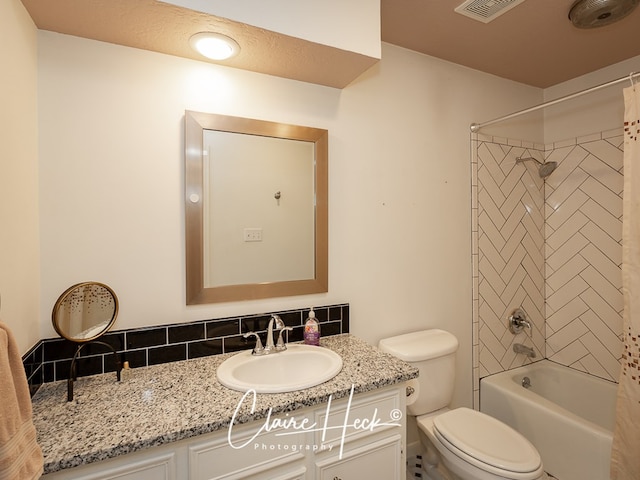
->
<box><xmin>378</xmin><ymin>329</ymin><xmax>458</xmax><ymax>416</ymax></box>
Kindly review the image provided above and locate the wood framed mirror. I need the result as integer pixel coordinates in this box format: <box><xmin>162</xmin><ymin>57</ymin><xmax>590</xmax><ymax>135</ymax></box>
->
<box><xmin>185</xmin><ymin>111</ymin><xmax>328</xmax><ymax>304</ymax></box>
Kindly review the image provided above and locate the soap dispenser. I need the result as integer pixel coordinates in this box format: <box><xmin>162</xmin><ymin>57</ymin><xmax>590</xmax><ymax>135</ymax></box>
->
<box><xmin>304</xmin><ymin>307</ymin><xmax>320</xmax><ymax>346</ymax></box>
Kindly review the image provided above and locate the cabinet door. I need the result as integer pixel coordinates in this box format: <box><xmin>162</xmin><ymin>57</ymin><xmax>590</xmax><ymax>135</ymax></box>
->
<box><xmin>315</xmin><ymin>435</ymin><xmax>402</xmax><ymax>480</ymax></box>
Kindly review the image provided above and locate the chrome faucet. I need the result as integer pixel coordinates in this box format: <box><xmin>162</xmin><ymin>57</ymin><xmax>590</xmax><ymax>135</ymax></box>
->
<box><xmin>244</xmin><ymin>314</ymin><xmax>291</xmax><ymax>355</ymax></box>
<box><xmin>243</xmin><ymin>332</ymin><xmax>264</xmax><ymax>355</ymax></box>
<box><xmin>265</xmin><ymin>315</ymin><xmax>285</xmax><ymax>353</ymax></box>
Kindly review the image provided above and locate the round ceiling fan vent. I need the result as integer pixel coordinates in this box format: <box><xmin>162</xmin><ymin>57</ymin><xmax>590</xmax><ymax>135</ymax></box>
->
<box><xmin>569</xmin><ymin>0</ymin><xmax>639</xmax><ymax>28</ymax></box>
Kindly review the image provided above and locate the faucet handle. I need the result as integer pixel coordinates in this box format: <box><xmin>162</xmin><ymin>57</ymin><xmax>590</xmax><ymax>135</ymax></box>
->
<box><xmin>276</xmin><ymin>326</ymin><xmax>294</xmax><ymax>351</ymax></box>
<box><xmin>271</xmin><ymin>314</ymin><xmax>285</xmax><ymax>330</ymax></box>
<box><xmin>508</xmin><ymin>308</ymin><xmax>531</xmax><ymax>334</ymax></box>
<box><xmin>243</xmin><ymin>331</ymin><xmax>264</xmax><ymax>355</ymax></box>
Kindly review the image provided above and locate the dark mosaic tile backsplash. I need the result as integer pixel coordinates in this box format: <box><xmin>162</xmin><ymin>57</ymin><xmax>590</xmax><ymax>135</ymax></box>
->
<box><xmin>22</xmin><ymin>304</ymin><xmax>349</xmax><ymax>396</ymax></box>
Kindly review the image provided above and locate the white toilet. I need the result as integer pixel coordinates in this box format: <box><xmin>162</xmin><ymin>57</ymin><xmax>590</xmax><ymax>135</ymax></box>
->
<box><xmin>379</xmin><ymin>329</ymin><xmax>547</xmax><ymax>480</ymax></box>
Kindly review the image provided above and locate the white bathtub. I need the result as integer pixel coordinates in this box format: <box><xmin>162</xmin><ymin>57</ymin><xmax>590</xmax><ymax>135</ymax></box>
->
<box><xmin>480</xmin><ymin>360</ymin><xmax>618</xmax><ymax>480</ymax></box>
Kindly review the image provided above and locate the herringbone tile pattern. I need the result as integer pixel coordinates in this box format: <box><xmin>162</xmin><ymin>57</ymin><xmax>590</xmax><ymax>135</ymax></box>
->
<box><xmin>472</xmin><ymin>130</ymin><xmax>624</xmax><ymax>388</ymax></box>
<box><xmin>475</xmin><ymin>140</ymin><xmax>546</xmax><ymax>378</ymax></box>
<box><xmin>545</xmin><ymin>133</ymin><xmax>624</xmax><ymax>381</ymax></box>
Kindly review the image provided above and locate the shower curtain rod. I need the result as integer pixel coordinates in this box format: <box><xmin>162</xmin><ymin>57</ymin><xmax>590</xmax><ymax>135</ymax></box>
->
<box><xmin>470</xmin><ymin>71</ymin><xmax>640</xmax><ymax>133</ymax></box>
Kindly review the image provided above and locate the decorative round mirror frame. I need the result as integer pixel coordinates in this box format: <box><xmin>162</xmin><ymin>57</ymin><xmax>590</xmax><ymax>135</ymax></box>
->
<box><xmin>52</xmin><ymin>281</ymin><xmax>119</xmax><ymax>343</ymax></box>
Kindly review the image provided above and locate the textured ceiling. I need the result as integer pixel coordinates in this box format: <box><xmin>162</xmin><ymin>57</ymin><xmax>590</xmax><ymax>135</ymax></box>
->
<box><xmin>381</xmin><ymin>0</ymin><xmax>640</xmax><ymax>88</ymax></box>
<box><xmin>21</xmin><ymin>0</ymin><xmax>640</xmax><ymax>89</ymax></box>
<box><xmin>20</xmin><ymin>0</ymin><xmax>378</xmax><ymax>89</ymax></box>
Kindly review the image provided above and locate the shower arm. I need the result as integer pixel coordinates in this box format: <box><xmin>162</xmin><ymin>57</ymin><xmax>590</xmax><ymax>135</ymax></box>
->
<box><xmin>516</xmin><ymin>156</ymin><xmax>543</xmax><ymax>166</ymax></box>
<box><xmin>515</xmin><ymin>156</ymin><xmax>558</xmax><ymax>178</ymax></box>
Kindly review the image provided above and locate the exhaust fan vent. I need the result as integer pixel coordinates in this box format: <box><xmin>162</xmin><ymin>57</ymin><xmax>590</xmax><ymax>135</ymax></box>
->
<box><xmin>455</xmin><ymin>0</ymin><xmax>527</xmax><ymax>23</ymax></box>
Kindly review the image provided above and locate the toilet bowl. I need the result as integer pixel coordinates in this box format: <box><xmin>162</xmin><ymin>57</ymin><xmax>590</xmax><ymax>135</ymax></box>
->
<box><xmin>417</xmin><ymin>408</ymin><xmax>546</xmax><ymax>480</ymax></box>
<box><xmin>378</xmin><ymin>330</ymin><xmax>547</xmax><ymax>480</ymax></box>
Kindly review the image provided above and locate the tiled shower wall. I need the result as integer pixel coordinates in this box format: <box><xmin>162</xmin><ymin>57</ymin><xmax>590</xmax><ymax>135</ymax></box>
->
<box><xmin>544</xmin><ymin>132</ymin><xmax>624</xmax><ymax>380</ymax></box>
<box><xmin>472</xmin><ymin>135</ymin><xmax>547</xmax><ymax>395</ymax></box>
<box><xmin>472</xmin><ymin>129</ymin><xmax>624</xmax><ymax>403</ymax></box>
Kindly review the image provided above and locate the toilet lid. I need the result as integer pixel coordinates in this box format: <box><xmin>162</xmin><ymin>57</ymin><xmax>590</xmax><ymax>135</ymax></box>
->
<box><xmin>433</xmin><ymin>408</ymin><xmax>541</xmax><ymax>474</ymax></box>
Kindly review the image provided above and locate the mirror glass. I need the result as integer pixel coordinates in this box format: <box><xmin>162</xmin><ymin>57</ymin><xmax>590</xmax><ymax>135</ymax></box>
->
<box><xmin>52</xmin><ymin>282</ymin><xmax>119</xmax><ymax>342</ymax></box>
<box><xmin>185</xmin><ymin>111</ymin><xmax>328</xmax><ymax>304</ymax></box>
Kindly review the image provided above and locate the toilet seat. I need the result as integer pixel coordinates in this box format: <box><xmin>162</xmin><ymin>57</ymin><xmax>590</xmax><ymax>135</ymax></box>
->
<box><xmin>431</xmin><ymin>408</ymin><xmax>542</xmax><ymax>478</ymax></box>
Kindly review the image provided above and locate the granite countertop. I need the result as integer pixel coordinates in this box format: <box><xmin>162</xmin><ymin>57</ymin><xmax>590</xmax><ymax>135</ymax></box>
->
<box><xmin>32</xmin><ymin>334</ymin><xmax>418</xmax><ymax>475</ymax></box>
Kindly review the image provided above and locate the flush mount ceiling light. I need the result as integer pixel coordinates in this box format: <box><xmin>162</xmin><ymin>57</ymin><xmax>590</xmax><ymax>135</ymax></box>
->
<box><xmin>569</xmin><ymin>0</ymin><xmax>639</xmax><ymax>28</ymax></box>
<box><xmin>189</xmin><ymin>32</ymin><xmax>240</xmax><ymax>60</ymax></box>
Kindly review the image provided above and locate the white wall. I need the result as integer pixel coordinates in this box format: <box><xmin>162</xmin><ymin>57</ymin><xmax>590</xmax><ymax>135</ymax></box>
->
<box><xmin>0</xmin><ymin>0</ymin><xmax>40</xmax><ymax>354</ymax></box>
<box><xmin>37</xmin><ymin>32</ymin><xmax>542</xmax><ymax>407</ymax></box>
<box><xmin>544</xmin><ymin>55</ymin><xmax>640</xmax><ymax>144</ymax></box>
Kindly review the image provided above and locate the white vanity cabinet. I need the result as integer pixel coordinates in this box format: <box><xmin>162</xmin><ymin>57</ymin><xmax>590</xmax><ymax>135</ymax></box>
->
<box><xmin>311</xmin><ymin>386</ymin><xmax>404</xmax><ymax>480</ymax></box>
<box><xmin>188</xmin><ymin>417</ymin><xmax>308</xmax><ymax>480</ymax></box>
<box><xmin>42</xmin><ymin>385</ymin><xmax>406</xmax><ymax>480</ymax></box>
<box><xmin>41</xmin><ymin>446</ymin><xmax>184</xmax><ymax>480</ymax></box>
<box><xmin>315</xmin><ymin>435</ymin><xmax>402</xmax><ymax>480</ymax></box>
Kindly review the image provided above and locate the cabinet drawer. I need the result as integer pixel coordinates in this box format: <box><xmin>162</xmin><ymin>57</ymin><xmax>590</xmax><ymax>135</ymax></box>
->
<box><xmin>313</xmin><ymin>388</ymin><xmax>402</xmax><ymax>447</ymax></box>
<box><xmin>314</xmin><ymin>435</ymin><xmax>402</xmax><ymax>480</ymax></box>
<box><xmin>250</xmin><ymin>465</ymin><xmax>307</xmax><ymax>480</ymax></box>
<box><xmin>43</xmin><ymin>452</ymin><xmax>177</xmax><ymax>480</ymax></box>
<box><xmin>189</xmin><ymin>421</ymin><xmax>306</xmax><ymax>480</ymax></box>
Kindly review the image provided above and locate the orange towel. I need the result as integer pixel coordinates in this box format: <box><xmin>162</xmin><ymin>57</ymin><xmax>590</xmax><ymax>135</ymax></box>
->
<box><xmin>0</xmin><ymin>322</ymin><xmax>43</xmax><ymax>480</ymax></box>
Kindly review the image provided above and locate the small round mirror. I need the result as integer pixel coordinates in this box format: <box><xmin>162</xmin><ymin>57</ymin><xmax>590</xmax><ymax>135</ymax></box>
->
<box><xmin>52</xmin><ymin>282</ymin><xmax>118</xmax><ymax>342</ymax></box>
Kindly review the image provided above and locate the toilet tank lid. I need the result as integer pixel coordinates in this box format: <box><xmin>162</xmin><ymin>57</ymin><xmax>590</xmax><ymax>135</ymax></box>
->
<box><xmin>378</xmin><ymin>329</ymin><xmax>458</xmax><ymax>362</ymax></box>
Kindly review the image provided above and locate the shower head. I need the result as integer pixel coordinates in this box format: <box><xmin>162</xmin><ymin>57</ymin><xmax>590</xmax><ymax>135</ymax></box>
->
<box><xmin>569</xmin><ymin>0</ymin><xmax>639</xmax><ymax>28</ymax></box>
<box><xmin>516</xmin><ymin>157</ymin><xmax>558</xmax><ymax>179</ymax></box>
<box><xmin>538</xmin><ymin>161</ymin><xmax>558</xmax><ymax>179</ymax></box>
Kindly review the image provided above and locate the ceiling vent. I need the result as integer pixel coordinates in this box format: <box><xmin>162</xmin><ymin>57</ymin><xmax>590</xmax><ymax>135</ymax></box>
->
<box><xmin>454</xmin><ymin>0</ymin><xmax>527</xmax><ymax>23</ymax></box>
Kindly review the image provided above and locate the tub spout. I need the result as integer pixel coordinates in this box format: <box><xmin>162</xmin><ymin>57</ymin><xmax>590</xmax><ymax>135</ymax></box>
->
<box><xmin>513</xmin><ymin>343</ymin><xmax>536</xmax><ymax>358</ymax></box>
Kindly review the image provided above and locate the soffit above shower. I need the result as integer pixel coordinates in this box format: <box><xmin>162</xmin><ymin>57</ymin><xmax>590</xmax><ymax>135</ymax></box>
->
<box><xmin>20</xmin><ymin>0</ymin><xmax>378</xmax><ymax>89</ymax></box>
<box><xmin>19</xmin><ymin>0</ymin><xmax>640</xmax><ymax>89</ymax></box>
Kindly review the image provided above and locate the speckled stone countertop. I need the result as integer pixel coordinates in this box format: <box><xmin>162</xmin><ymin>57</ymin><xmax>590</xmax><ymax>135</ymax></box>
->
<box><xmin>32</xmin><ymin>334</ymin><xmax>418</xmax><ymax>475</ymax></box>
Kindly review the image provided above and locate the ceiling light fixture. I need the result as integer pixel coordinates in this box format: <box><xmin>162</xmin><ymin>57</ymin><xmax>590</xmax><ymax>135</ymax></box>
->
<box><xmin>568</xmin><ymin>0</ymin><xmax>639</xmax><ymax>28</ymax></box>
<box><xmin>189</xmin><ymin>32</ymin><xmax>240</xmax><ymax>61</ymax></box>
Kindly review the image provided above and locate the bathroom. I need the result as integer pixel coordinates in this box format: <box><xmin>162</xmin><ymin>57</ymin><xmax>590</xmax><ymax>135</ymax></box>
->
<box><xmin>2</xmin><ymin>0</ymin><xmax>640</xmax><ymax>479</ymax></box>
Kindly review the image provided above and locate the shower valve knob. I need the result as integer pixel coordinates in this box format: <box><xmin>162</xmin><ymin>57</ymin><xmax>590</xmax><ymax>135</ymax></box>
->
<box><xmin>508</xmin><ymin>308</ymin><xmax>531</xmax><ymax>334</ymax></box>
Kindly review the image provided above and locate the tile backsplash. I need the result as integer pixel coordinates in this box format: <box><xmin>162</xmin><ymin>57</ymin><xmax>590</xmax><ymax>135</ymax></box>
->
<box><xmin>23</xmin><ymin>304</ymin><xmax>349</xmax><ymax>395</ymax></box>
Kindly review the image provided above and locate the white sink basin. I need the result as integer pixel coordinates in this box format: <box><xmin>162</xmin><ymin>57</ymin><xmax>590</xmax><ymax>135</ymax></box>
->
<box><xmin>216</xmin><ymin>344</ymin><xmax>343</xmax><ymax>393</ymax></box>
